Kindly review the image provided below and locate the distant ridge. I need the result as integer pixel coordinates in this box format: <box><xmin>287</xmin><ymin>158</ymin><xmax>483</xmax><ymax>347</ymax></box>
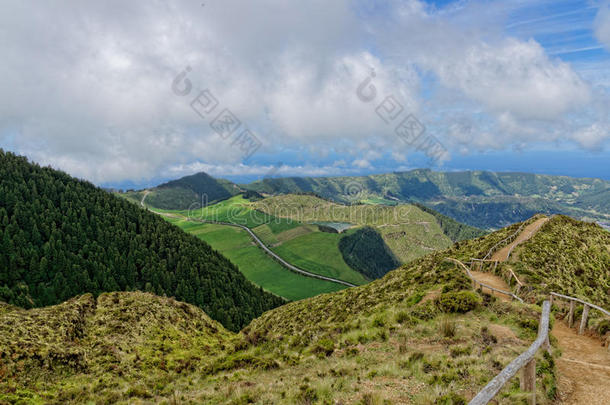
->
<box><xmin>242</xmin><ymin>169</ymin><xmax>610</xmax><ymax>229</ymax></box>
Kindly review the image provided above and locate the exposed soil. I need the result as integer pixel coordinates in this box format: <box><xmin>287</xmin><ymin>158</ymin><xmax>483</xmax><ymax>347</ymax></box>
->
<box><xmin>469</xmin><ymin>270</ymin><xmax>512</xmax><ymax>302</ymax></box>
<box><xmin>491</xmin><ymin>217</ymin><xmax>550</xmax><ymax>262</ymax></box>
<box><xmin>553</xmin><ymin>321</ymin><xmax>610</xmax><ymax>404</ymax></box>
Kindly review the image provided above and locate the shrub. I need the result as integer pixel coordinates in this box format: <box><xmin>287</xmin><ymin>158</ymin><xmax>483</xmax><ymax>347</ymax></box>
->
<box><xmin>436</xmin><ymin>291</ymin><xmax>481</xmax><ymax>313</ymax></box>
<box><xmin>450</xmin><ymin>345</ymin><xmax>472</xmax><ymax>358</ymax></box>
<box><xmin>411</xmin><ymin>301</ymin><xmax>440</xmax><ymax>320</ymax></box>
<box><xmin>597</xmin><ymin>319</ymin><xmax>610</xmax><ymax>335</ymax></box>
<box><xmin>395</xmin><ymin>311</ymin><xmax>418</xmax><ymax>326</ymax></box>
<box><xmin>295</xmin><ymin>384</ymin><xmax>317</xmax><ymax>405</ymax></box>
<box><xmin>434</xmin><ymin>392</ymin><xmax>466</xmax><ymax>405</ymax></box>
<box><xmin>372</xmin><ymin>314</ymin><xmax>386</xmax><ymax>327</ymax></box>
<box><xmin>311</xmin><ymin>339</ymin><xmax>335</xmax><ymax>357</ymax></box>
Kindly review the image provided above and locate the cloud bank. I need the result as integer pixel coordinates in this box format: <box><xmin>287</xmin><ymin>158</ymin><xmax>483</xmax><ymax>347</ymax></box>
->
<box><xmin>0</xmin><ymin>0</ymin><xmax>608</xmax><ymax>184</ymax></box>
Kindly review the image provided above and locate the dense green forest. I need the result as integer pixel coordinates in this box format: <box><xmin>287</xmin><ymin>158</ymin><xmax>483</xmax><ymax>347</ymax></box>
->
<box><xmin>412</xmin><ymin>203</ymin><xmax>486</xmax><ymax>241</ymax></box>
<box><xmin>338</xmin><ymin>227</ymin><xmax>400</xmax><ymax>279</ymax></box>
<box><xmin>0</xmin><ymin>150</ymin><xmax>284</xmax><ymax>331</ymax></box>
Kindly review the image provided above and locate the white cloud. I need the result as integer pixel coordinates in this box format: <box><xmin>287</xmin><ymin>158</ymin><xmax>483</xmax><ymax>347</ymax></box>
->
<box><xmin>595</xmin><ymin>2</ymin><xmax>610</xmax><ymax>50</ymax></box>
<box><xmin>0</xmin><ymin>0</ymin><xmax>606</xmax><ymax>184</ymax></box>
<box><xmin>572</xmin><ymin>123</ymin><xmax>610</xmax><ymax>151</ymax></box>
<box><xmin>427</xmin><ymin>39</ymin><xmax>590</xmax><ymax>121</ymax></box>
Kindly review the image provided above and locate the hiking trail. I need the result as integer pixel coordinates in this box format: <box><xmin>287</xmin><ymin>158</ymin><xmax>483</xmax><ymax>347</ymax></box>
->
<box><xmin>553</xmin><ymin>321</ymin><xmax>610</xmax><ymax>404</ymax></box>
<box><xmin>470</xmin><ymin>216</ymin><xmax>610</xmax><ymax>403</ymax></box>
<box><xmin>491</xmin><ymin>217</ymin><xmax>550</xmax><ymax>262</ymax></box>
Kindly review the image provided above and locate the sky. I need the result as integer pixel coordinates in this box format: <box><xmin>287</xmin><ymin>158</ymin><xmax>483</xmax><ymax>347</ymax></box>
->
<box><xmin>1</xmin><ymin>0</ymin><xmax>610</xmax><ymax>187</ymax></box>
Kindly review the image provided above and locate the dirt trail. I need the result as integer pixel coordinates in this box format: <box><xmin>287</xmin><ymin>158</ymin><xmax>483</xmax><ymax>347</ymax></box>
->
<box><xmin>491</xmin><ymin>217</ymin><xmax>550</xmax><ymax>262</ymax></box>
<box><xmin>553</xmin><ymin>321</ymin><xmax>610</xmax><ymax>404</ymax></box>
<box><xmin>469</xmin><ymin>270</ymin><xmax>512</xmax><ymax>302</ymax></box>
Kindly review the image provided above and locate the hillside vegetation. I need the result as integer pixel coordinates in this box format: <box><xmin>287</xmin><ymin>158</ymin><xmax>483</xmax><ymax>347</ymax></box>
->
<box><xmin>0</xmin><ymin>150</ymin><xmax>283</xmax><ymax>331</ymax></box>
<box><xmin>244</xmin><ymin>169</ymin><xmax>610</xmax><ymax>229</ymax></box>
<box><xmin>122</xmin><ymin>172</ymin><xmax>240</xmax><ymax>210</ymax></box>
<box><xmin>0</xmin><ymin>237</ymin><xmax>558</xmax><ymax>404</ymax></box>
<box><xmin>163</xmin><ymin>217</ymin><xmax>346</xmax><ymax>300</ymax></box>
<box><xmin>338</xmin><ymin>227</ymin><xmax>401</xmax><ymax>279</ymax></box>
<box><xmin>504</xmin><ymin>215</ymin><xmax>610</xmax><ymax>308</ymax></box>
<box><xmin>4</xmin><ymin>215</ymin><xmax>608</xmax><ymax>403</ymax></box>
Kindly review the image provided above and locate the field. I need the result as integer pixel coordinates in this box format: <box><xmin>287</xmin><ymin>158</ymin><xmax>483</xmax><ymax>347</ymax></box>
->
<box><xmin>164</xmin><ymin>217</ymin><xmax>345</xmax><ymax>300</ymax></box>
<box><xmin>271</xmin><ymin>228</ymin><xmax>369</xmax><ymax>285</ymax></box>
<box><xmin>149</xmin><ymin>193</ymin><xmax>469</xmax><ymax>297</ymax></box>
<box><xmin>156</xmin><ymin>195</ymin><xmax>372</xmax><ymax>287</ymax></box>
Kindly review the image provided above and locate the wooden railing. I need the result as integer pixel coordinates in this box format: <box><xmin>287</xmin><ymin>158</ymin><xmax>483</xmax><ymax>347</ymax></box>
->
<box><xmin>550</xmin><ymin>292</ymin><xmax>610</xmax><ymax>336</ymax></box>
<box><xmin>469</xmin><ymin>301</ymin><xmax>551</xmax><ymax>405</ymax></box>
<box><xmin>445</xmin><ymin>258</ymin><xmax>523</xmax><ymax>303</ymax></box>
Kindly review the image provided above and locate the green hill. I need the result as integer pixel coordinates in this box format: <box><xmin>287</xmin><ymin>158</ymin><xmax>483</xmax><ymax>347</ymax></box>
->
<box><xmin>338</xmin><ymin>226</ymin><xmax>401</xmax><ymax>279</ymax></box>
<box><xmin>244</xmin><ymin>169</ymin><xmax>610</xmax><ymax>229</ymax></box>
<box><xmin>0</xmin><ymin>150</ymin><xmax>283</xmax><ymax>331</ymax></box>
<box><xmin>120</xmin><ymin>172</ymin><xmax>241</xmax><ymax>210</ymax></box>
<box><xmin>8</xmin><ymin>215</ymin><xmax>604</xmax><ymax>403</ymax></box>
<box><xmin>163</xmin><ymin>216</ymin><xmax>347</xmax><ymax>301</ymax></box>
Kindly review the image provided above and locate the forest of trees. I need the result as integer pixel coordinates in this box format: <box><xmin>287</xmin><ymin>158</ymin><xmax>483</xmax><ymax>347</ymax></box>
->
<box><xmin>338</xmin><ymin>227</ymin><xmax>401</xmax><ymax>279</ymax></box>
<box><xmin>0</xmin><ymin>150</ymin><xmax>284</xmax><ymax>331</ymax></box>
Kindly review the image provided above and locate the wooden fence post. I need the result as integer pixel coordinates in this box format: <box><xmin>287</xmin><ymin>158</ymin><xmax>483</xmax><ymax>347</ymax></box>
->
<box><xmin>520</xmin><ymin>359</ymin><xmax>536</xmax><ymax>405</ymax></box>
<box><xmin>579</xmin><ymin>304</ymin><xmax>589</xmax><ymax>335</ymax></box>
<box><xmin>568</xmin><ymin>300</ymin><xmax>575</xmax><ymax>328</ymax></box>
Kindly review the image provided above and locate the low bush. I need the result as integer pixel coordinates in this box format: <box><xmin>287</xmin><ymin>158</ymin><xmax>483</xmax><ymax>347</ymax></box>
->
<box><xmin>436</xmin><ymin>291</ymin><xmax>481</xmax><ymax>313</ymax></box>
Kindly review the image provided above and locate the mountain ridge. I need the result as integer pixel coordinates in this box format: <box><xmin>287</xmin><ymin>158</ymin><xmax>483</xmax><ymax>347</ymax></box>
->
<box><xmin>119</xmin><ymin>168</ymin><xmax>610</xmax><ymax>229</ymax></box>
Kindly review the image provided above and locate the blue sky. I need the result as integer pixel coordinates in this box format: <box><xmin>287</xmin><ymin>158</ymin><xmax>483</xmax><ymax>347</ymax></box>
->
<box><xmin>1</xmin><ymin>0</ymin><xmax>610</xmax><ymax>187</ymax></box>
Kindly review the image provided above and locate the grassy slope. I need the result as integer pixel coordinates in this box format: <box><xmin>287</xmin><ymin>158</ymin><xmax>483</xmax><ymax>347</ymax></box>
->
<box><xmin>271</xmin><ymin>229</ymin><xmax>369</xmax><ymax>285</ymax></box>
<box><xmin>9</xmin><ymin>216</ymin><xmax>610</xmax><ymax>403</ymax></box>
<box><xmin>508</xmin><ymin>215</ymin><xmax>610</xmax><ymax>308</ymax></box>
<box><xmin>0</xmin><ymin>245</ymin><xmax>556</xmax><ymax>404</ymax></box>
<box><xmin>164</xmin><ymin>217</ymin><xmax>345</xmax><ymax>301</ymax></box>
<box><xmin>0</xmin><ymin>292</ymin><xmax>234</xmax><ymax>404</ymax></box>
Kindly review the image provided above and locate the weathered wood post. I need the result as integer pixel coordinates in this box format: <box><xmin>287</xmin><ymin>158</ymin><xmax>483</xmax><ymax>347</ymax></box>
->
<box><xmin>579</xmin><ymin>304</ymin><xmax>589</xmax><ymax>335</ymax></box>
<box><xmin>568</xmin><ymin>300</ymin><xmax>575</xmax><ymax>328</ymax></box>
<box><xmin>549</xmin><ymin>294</ymin><xmax>553</xmax><ymax>307</ymax></box>
<box><xmin>520</xmin><ymin>359</ymin><xmax>536</xmax><ymax>405</ymax></box>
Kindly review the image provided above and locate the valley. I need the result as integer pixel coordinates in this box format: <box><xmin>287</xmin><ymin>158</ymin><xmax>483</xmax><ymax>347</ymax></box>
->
<box><xmin>137</xmin><ymin>192</ymin><xmax>475</xmax><ymax>300</ymax></box>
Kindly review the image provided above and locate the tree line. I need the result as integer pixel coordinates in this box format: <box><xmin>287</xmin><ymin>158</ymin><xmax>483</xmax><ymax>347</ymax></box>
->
<box><xmin>0</xmin><ymin>149</ymin><xmax>285</xmax><ymax>331</ymax></box>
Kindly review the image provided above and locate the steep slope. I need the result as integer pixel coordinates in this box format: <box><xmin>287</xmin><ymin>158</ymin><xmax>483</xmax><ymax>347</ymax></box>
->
<box><xmin>338</xmin><ymin>226</ymin><xmax>401</xmax><ymax>279</ymax></box>
<box><xmin>0</xmin><ymin>150</ymin><xmax>284</xmax><ymax>331</ymax></box>
<box><xmin>412</xmin><ymin>202</ymin><xmax>487</xmax><ymax>241</ymax></box>
<box><xmin>244</xmin><ymin>169</ymin><xmax>610</xmax><ymax>229</ymax></box>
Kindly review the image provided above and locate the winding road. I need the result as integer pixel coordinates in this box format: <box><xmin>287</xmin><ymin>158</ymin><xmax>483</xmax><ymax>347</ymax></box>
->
<box><xmin>140</xmin><ymin>191</ymin><xmax>356</xmax><ymax>288</ymax></box>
